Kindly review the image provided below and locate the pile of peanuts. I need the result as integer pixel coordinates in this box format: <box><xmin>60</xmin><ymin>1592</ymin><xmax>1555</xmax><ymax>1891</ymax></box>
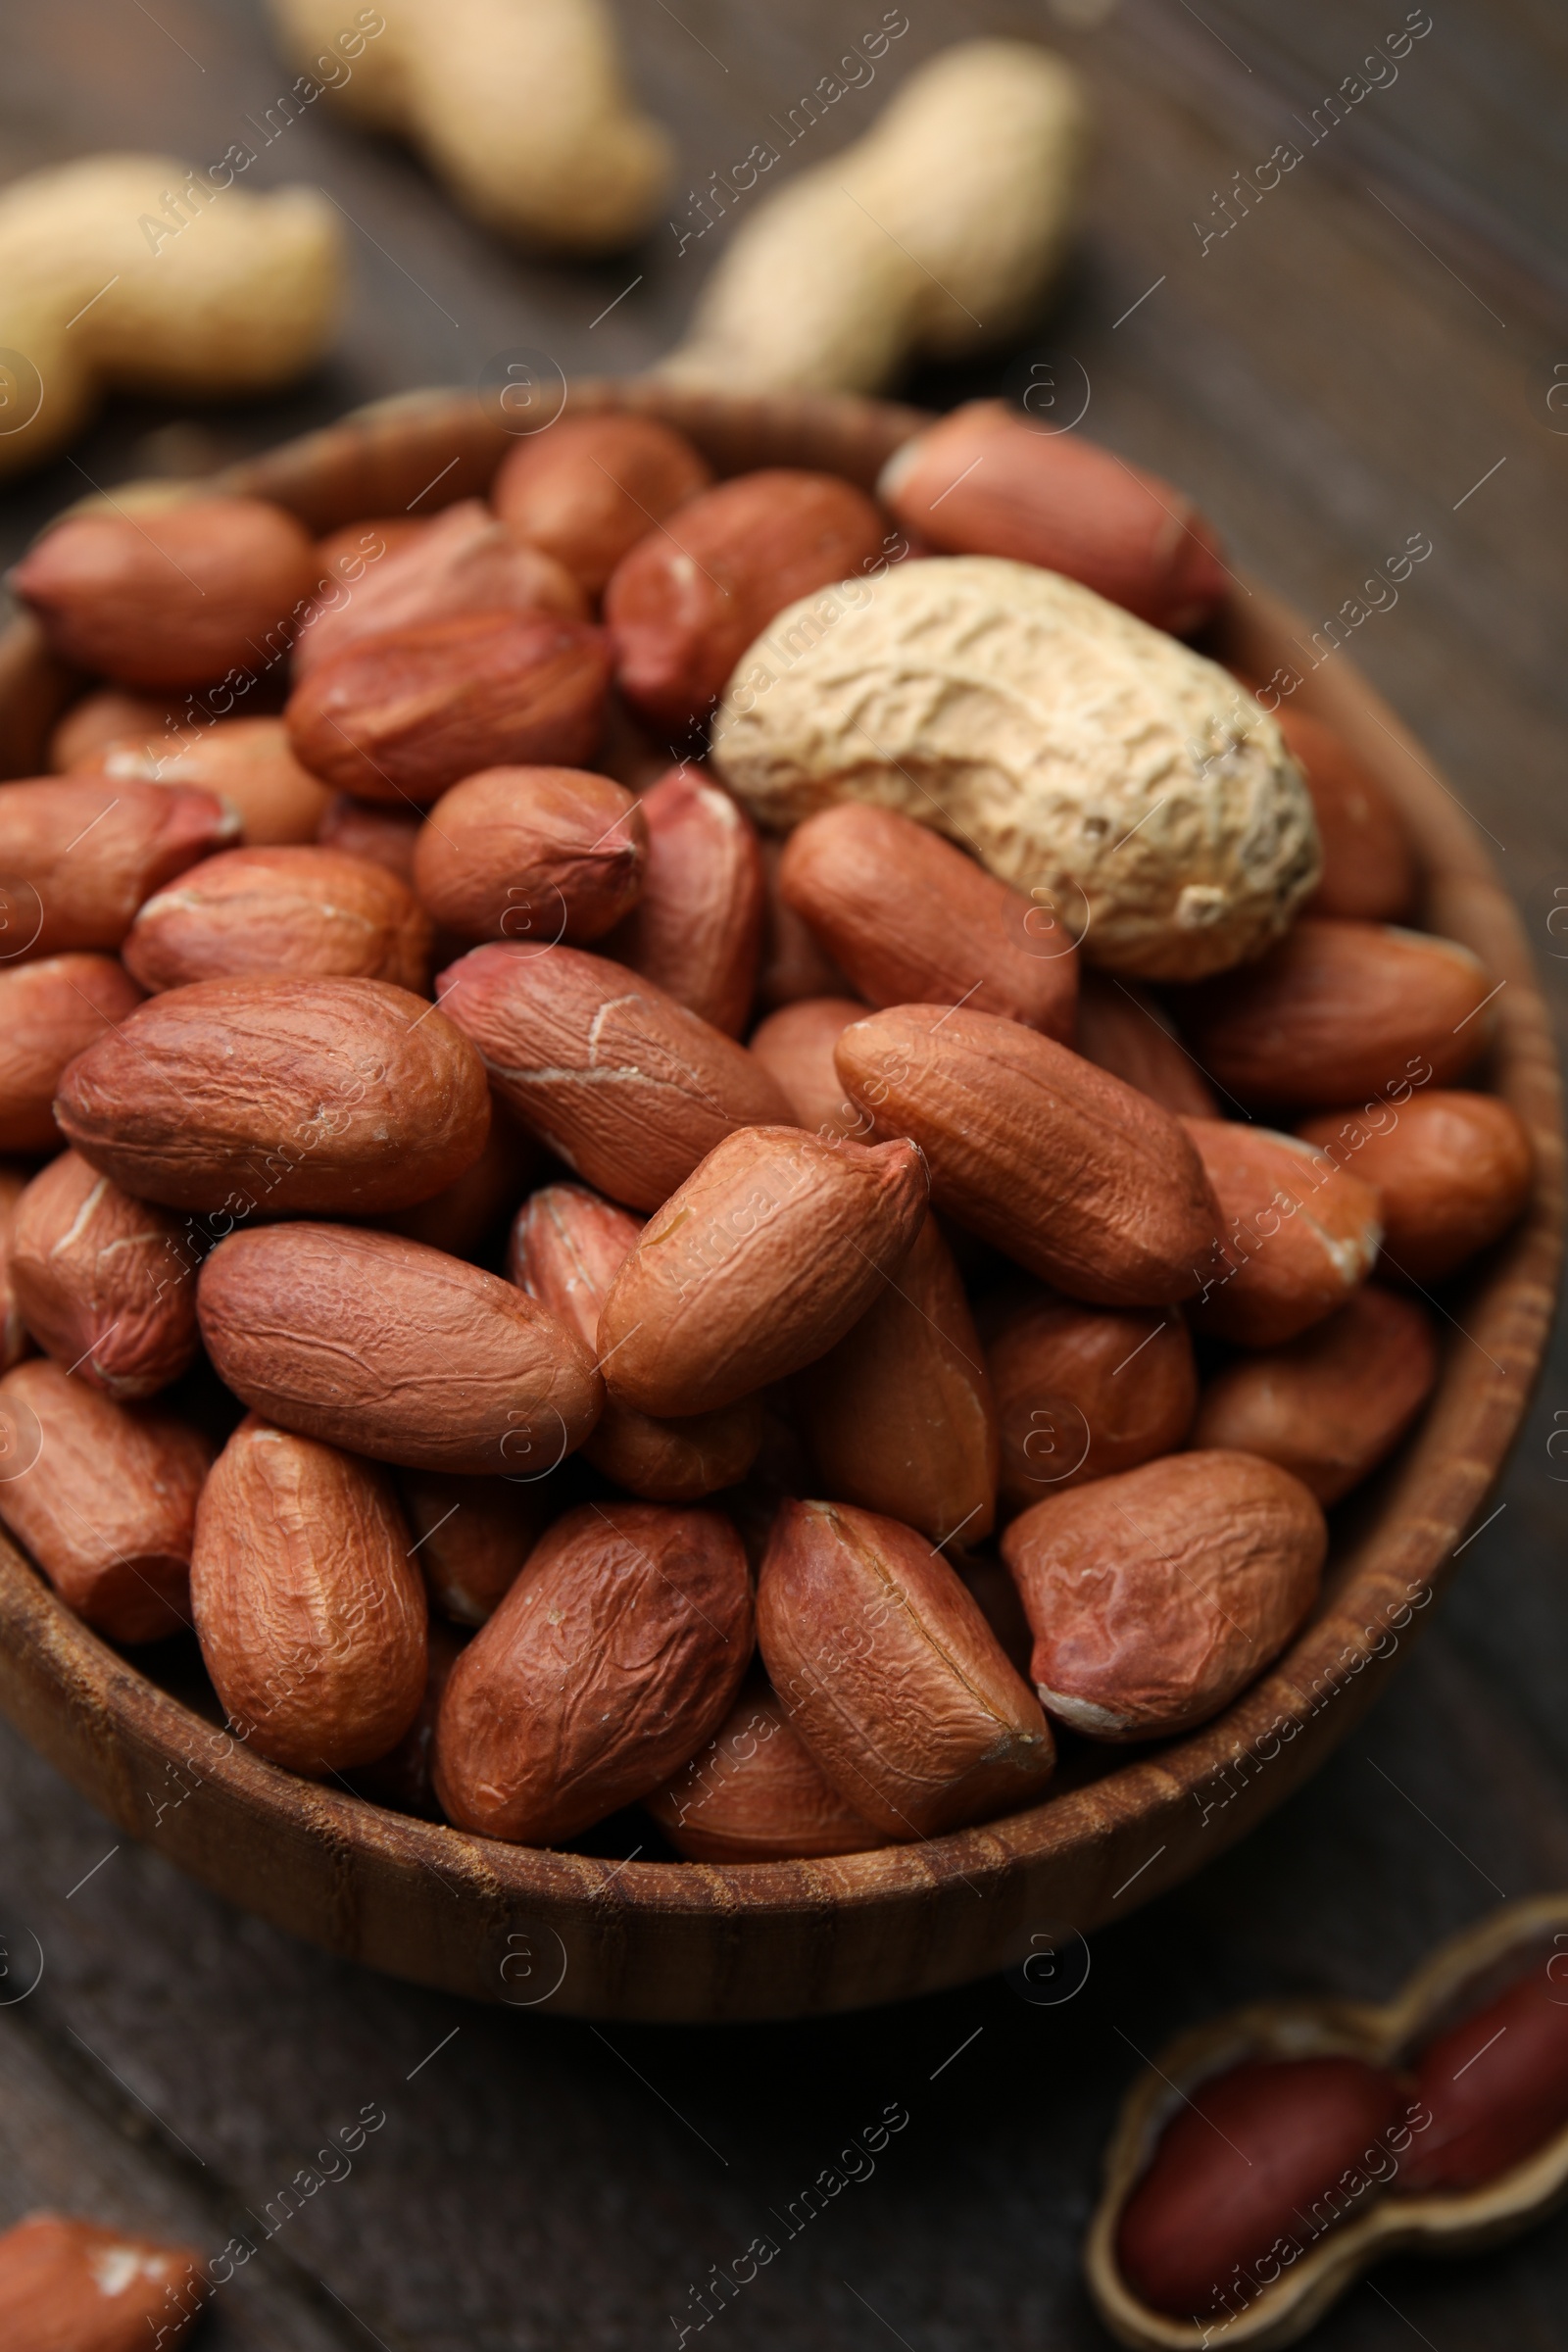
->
<box><xmin>0</xmin><ymin>398</ymin><xmax>1531</xmax><ymax>1858</ymax></box>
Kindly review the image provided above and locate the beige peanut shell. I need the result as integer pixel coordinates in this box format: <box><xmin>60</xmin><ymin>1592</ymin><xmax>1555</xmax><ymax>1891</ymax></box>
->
<box><xmin>0</xmin><ymin>155</ymin><xmax>340</xmax><ymax>481</ymax></box>
<box><xmin>270</xmin><ymin>0</ymin><xmax>671</xmax><ymax>252</ymax></box>
<box><xmin>659</xmin><ymin>41</ymin><xmax>1088</xmax><ymax>395</ymax></box>
<box><xmin>712</xmin><ymin>557</ymin><xmax>1321</xmax><ymax>981</ymax></box>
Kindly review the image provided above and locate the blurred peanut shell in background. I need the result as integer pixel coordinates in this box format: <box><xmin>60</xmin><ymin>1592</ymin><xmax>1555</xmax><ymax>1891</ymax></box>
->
<box><xmin>834</xmin><ymin>1003</ymin><xmax>1220</xmax><ymax>1306</ymax></box>
<box><xmin>79</xmin><ymin>716</ymin><xmax>333</xmax><ymax>846</ymax></box>
<box><xmin>795</xmin><ymin>1211</ymin><xmax>998</xmax><ymax>1544</ymax></box>
<box><xmin>413</xmin><ymin>765</ymin><xmax>646</xmax><ymax>946</ymax></box>
<box><xmin>0</xmin><ymin>775</ymin><xmax>237</xmax><ymax>957</ymax></box>
<box><xmin>1176</xmin><ymin>918</ymin><xmax>1496</xmax><ymax>1106</ymax></box>
<box><xmin>1192</xmin><ymin>1285</ymin><xmax>1440</xmax><ymax>1504</ymax></box>
<box><xmin>712</xmin><ymin>557</ymin><xmax>1319</xmax><ymax>981</ymax></box>
<box><xmin>607</xmin><ymin>468</ymin><xmax>887</xmax><ymax>730</ymax></box>
<box><xmin>0</xmin><ymin>1357</ymin><xmax>212</xmax><ymax>1642</ymax></box>
<box><xmin>491</xmin><ymin>412</ymin><xmax>713</xmax><ymax>594</ymax></box>
<box><xmin>600</xmin><ymin>1127</ymin><xmax>929</xmax><ymax>1417</ymax></box>
<box><xmin>11</xmin><ymin>1150</ymin><xmax>199</xmax><ymax>1397</ymax></box>
<box><xmin>1073</xmin><ymin>971</ymin><xmax>1217</xmax><ymax>1118</ymax></box>
<box><xmin>1298</xmin><ymin>1089</ymin><xmax>1533</xmax><ymax>1285</ymax></box>
<box><xmin>291</xmin><ymin>498</ymin><xmax>587</xmax><ymax>677</ymax></box>
<box><xmin>434</xmin><ymin>1501</ymin><xmax>754</xmax><ymax>1843</ymax></box>
<box><xmin>197</xmin><ymin>1223</ymin><xmax>603</xmax><ymax>1477</ymax></box>
<box><xmin>646</xmin><ymin>1679</ymin><xmax>884</xmax><ymax>1862</ymax></box>
<box><xmin>986</xmin><ymin>1291</ymin><xmax>1197</xmax><ymax>1511</ymax></box>
<box><xmin>124</xmin><ymin>845</ymin><xmax>433</xmax><ymax>993</ymax></box>
<box><xmin>748</xmin><ymin>995</ymin><xmax>868</xmax><ymax>1141</ymax></box>
<box><xmin>436</xmin><ymin>942</ymin><xmax>791</xmax><ymax>1211</ymax></box>
<box><xmin>192</xmin><ymin>1418</ymin><xmax>427</xmax><ymax>1773</ymax></box>
<box><xmin>1003</xmin><ymin>1450</ymin><xmax>1326</xmax><ymax>1740</ymax></box>
<box><xmin>398</xmin><ymin>1468</ymin><xmax>547</xmax><ymax>1626</ymax></box>
<box><xmin>12</xmin><ymin>497</ymin><xmax>318</xmax><ymax>688</ymax></box>
<box><xmin>877</xmin><ymin>402</ymin><xmax>1228</xmax><ymax>635</ymax></box>
<box><xmin>56</xmin><ymin>976</ymin><xmax>489</xmax><ymax>1215</ymax></box>
<box><xmin>0</xmin><ymin>953</ymin><xmax>141</xmax><ymax>1154</ymax></box>
<box><xmin>778</xmin><ymin>800</ymin><xmax>1077</xmax><ymax>1039</ymax></box>
<box><xmin>1184</xmin><ymin>1116</ymin><xmax>1383</xmax><ymax>1348</ymax></box>
<box><xmin>602</xmin><ymin>766</ymin><xmax>764</xmax><ymax>1036</ymax></box>
<box><xmin>285</xmin><ymin>610</ymin><xmax>611</xmax><ymax>805</ymax></box>
<box><xmin>511</xmin><ymin>1181</ymin><xmax>762</xmax><ymax>1499</ymax></box>
<box><xmin>757</xmin><ymin>1498</ymin><xmax>1054</xmax><ymax>1838</ymax></box>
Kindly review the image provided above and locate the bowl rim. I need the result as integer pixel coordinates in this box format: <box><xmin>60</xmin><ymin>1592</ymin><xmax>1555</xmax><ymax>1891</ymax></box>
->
<box><xmin>0</xmin><ymin>380</ymin><xmax>1559</xmax><ymax>2021</ymax></box>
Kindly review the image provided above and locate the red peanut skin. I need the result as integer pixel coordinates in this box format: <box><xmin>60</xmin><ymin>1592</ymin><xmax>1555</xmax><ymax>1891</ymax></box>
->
<box><xmin>0</xmin><ymin>1167</ymin><xmax>30</xmax><ymax>1373</ymax></box>
<box><xmin>1398</xmin><ymin>1964</ymin><xmax>1568</xmax><ymax>2192</ymax></box>
<box><xmin>510</xmin><ymin>1182</ymin><xmax>762</xmax><ymax>1499</ymax></box>
<box><xmin>646</xmin><ymin>1679</ymin><xmax>885</xmax><ymax>1861</ymax></box>
<box><xmin>414</xmin><ymin>765</ymin><xmax>647</xmax><ymax>947</ymax></box>
<box><xmin>1193</xmin><ymin>1285</ymin><xmax>1439</xmax><ymax>1504</ymax></box>
<box><xmin>606</xmin><ymin>469</ymin><xmax>888</xmax><ymax>729</ymax></box>
<box><xmin>795</xmin><ymin>1211</ymin><xmax>998</xmax><ymax>1544</ymax></box>
<box><xmin>1272</xmin><ymin>703</ymin><xmax>1419</xmax><ymax>922</ymax></box>
<box><xmin>749</xmin><ymin>996</ymin><xmax>869</xmax><ymax>1141</ymax></box>
<box><xmin>756</xmin><ymin>1498</ymin><xmax>1054</xmax><ymax>1838</ymax></box>
<box><xmin>0</xmin><ymin>2212</ymin><xmax>208</xmax><ymax>2351</ymax></box>
<box><xmin>55</xmin><ymin>976</ymin><xmax>491</xmax><ymax>1216</ymax></box>
<box><xmin>877</xmin><ymin>402</ymin><xmax>1228</xmax><ymax>636</ymax></box>
<box><xmin>373</xmin><ymin>1104</ymin><xmax>540</xmax><ymax>1260</ymax></box>
<box><xmin>0</xmin><ymin>775</ymin><xmax>239</xmax><ymax>958</ymax></box>
<box><xmin>778</xmin><ymin>802</ymin><xmax>1077</xmax><ymax>1041</ymax></box>
<box><xmin>285</xmin><ymin>610</ymin><xmax>612</xmax><ymax>805</ymax></box>
<box><xmin>435</xmin><ymin>942</ymin><xmax>792</xmax><ymax>1212</ymax></box>
<box><xmin>1074</xmin><ymin>972</ymin><xmax>1217</xmax><ymax>1118</ymax></box>
<box><xmin>1183</xmin><ymin>1117</ymin><xmax>1384</xmax><ymax>1348</ymax></box>
<box><xmin>77</xmin><ymin>716</ymin><xmax>334</xmax><ymax>849</ymax></box>
<box><xmin>13</xmin><ymin>497</ymin><xmax>318</xmax><ymax>688</ymax></box>
<box><xmin>433</xmin><ymin>1500</ymin><xmax>755</xmax><ymax>1843</ymax></box>
<box><xmin>11</xmin><ymin>1149</ymin><xmax>199</xmax><ymax>1398</ymax></box>
<box><xmin>1298</xmin><ymin>1090</ymin><xmax>1534</xmax><ymax>1287</ymax></box>
<box><xmin>1174</xmin><ymin>919</ymin><xmax>1495</xmax><ymax>1107</ymax></box>
<box><xmin>1003</xmin><ymin>1450</ymin><xmax>1326</xmax><ymax>1740</ymax></box>
<box><xmin>318</xmin><ymin>792</ymin><xmax>420</xmax><ymax>882</ymax></box>
<box><xmin>0</xmin><ymin>1357</ymin><xmax>213</xmax><ymax>1643</ymax></box>
<box><xmin>397</xmin><ymin>1468</ymin><xmax>547</xmax><ymax>1625</ymax></box>
<box><xmin>0</xmin><ymin>955</ymin><xmax>143</xmax><ymax>1154</ymax></box>
<box><xmin>599</xmin><ymin>1127</ymin><xmax>930</xmax><ymax>1417</ymax></box>
<box><xmin>603</xmin><ymin>766</ymin><xmax>765</xmax><ymax>1036</ymax></box>
<box><xmin>197</xmin><ymin>1223</ymin><xmax>604</xmax><ymax>1477</ymax></box>
<box><xmin>292</xmin><ymin>498</ymin><xmax>587</xmax><ymax>677</ymax></box>
<box><xmin>350</xmin><ymin>1614</ymin><xmax>469</xmax><ymax>1819</ymax></box>
<box><xmin>191</xmin><ymin>1417</ymin><xmax>428</xmax><ymax>1774</ymax></box>
<box><xmin>492</xmin><ymin>413</ymin><xmax>714</xmax><ymax>594</ymax></box>
<box><xmin>757</xmin><ymin>833</ymin><xmax>853</xmax><ymax>1010</ymax></box>
<box><xmin>834</xmin><ymin>1003</ymin><xmax>1223</xmax><ymax>1308</ymax></box>
<box><xmin>123</xmin><ymin>844</ymin><xmax>433</xmax><ymax>994</ymax></box>
<box><xmin>1115</xmin><ymin>2057</ymin><xmax>1409</xmax><ymax>2320</ymax></box>
<box><xmin>986</xmin><ymin>1290</ymin><xmax>1197</xmax><ymax>1509</ymax></box>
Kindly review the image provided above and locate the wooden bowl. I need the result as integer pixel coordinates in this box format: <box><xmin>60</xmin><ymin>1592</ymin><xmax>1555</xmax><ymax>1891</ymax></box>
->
<box><xmin>1085</xmin><ymin>1893</ymin><xmax>1568</xmax><ymax>2348</ymax></box>
<box><xmin>0</xmin><ymin>383</ymin><xmax>1558</xmax><ymax>2023</ymax></box>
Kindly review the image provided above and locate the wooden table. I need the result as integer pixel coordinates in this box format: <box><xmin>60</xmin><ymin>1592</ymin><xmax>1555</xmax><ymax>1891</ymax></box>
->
<box><xmin>2</xmin><ymin>3</ymin><xmax>1566</xmax><ymax>2344</ymax></box>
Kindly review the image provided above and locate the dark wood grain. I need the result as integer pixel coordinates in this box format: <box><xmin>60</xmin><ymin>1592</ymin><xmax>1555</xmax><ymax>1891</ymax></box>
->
<box><xmin>0</xmin><ymin>0</ymin><xmax>1565</xmax><ymax>2344</ymax></box>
